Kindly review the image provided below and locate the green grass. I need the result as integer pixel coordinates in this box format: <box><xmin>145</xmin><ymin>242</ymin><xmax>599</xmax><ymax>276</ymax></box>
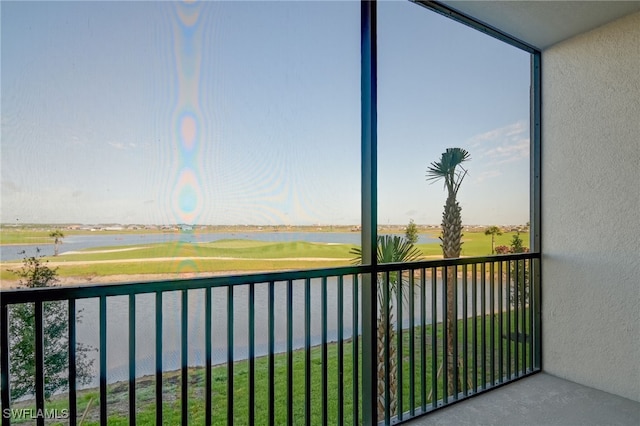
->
<box><xmin>8</xmin><ymin>307</ymin><xmax>534</xmax><ymax>425</ymax></box>
<box><xmin>0</xmin><ymin>229</ymin><xmax>105</xmax><ymax>245</ymax></box>
<box><xmin>55</xmin><ymin>240</ymin><xmax>358</xmax><ymax>262</ymax></box>
<box><xmin>0</xmin><ymin>232</ymin><xmax>529</xmax><ymax>282</ymax></box>
<box><xmin>415</xmin><ymin>231</ymin><xmax>528</xmax><ymax>257</ymax></box>
<box><xmin>1</xmin><ymin>259</ymin><xmax>353</xmax><ymax>281</ymax></box>
<box><xmin>0</xmin><ymin>240</ymin><xmax>358</xmax><ymax>281</ymax></box>
<box><xmin>0</xmin><ymin>230</ymin><xmax>53</xmax><ymax>245</ymax></box>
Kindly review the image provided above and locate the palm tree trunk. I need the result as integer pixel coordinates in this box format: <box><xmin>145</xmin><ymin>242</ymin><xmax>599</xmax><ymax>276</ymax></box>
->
<box><xmin>445</xmin><ymin>265</ymin><xmax>456</xmax><ymax>396</ymax></box>
<box><xmin>441</xmin><ymin>194</ymin><xmax>463</xmax><ymax>396</ymax></box>
<box><xmin>377</xmin><ymin>309</ymin><xmax>397</xmax><ymax>421</ymax></box>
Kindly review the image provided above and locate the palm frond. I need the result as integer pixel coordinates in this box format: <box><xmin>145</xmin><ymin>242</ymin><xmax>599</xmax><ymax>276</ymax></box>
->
<box><xmin>377</xmin><ymin>235</ymin><xmax>422</xmax><ymax>264</ymax></box>
<box><xmin>350</xmin><ymin>235</ymin><xmax>422</xmax><ymax>307</ymax></box>
<box><xmin>426</xmin><ymin>148</ymin><xmax>471</xmax><ymax>193</ymax></box>
<box><xmin>447</xmin><ymin>147</ymin><xmax>470</xmax><ymax>166</ymax></box>
<box><xmin>349</xmin><ymin>235</ymin><xmax>422</xmax><ymax>265</ymax></box>
<box><xmin>349</xmin><ymin>246</ymin><xmax>363</xmax><ymax>265</ymax></box>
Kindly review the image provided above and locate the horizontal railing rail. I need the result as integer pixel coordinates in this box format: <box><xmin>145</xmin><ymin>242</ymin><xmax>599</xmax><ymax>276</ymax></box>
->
<box><xmin>1</xmin><ymin>252</ymin><xmax>540</xmax><ymax>425</ymax></box>
<box><xmin>0</xmin><ymin>265</ymin><xmax>366</xmax><ymax>303</ymax></box>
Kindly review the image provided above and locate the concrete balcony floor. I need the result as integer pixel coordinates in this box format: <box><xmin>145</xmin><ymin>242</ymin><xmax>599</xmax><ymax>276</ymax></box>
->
<box><xmin>404</xmin><ymin>373</ymin><xmax>640</xmax><ymax>425</ymax></box>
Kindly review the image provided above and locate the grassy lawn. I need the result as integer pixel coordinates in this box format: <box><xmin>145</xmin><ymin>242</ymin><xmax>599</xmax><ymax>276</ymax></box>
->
<box><xmin>416</xmin><ymin>231</ymin><xmax>527</xmax><ymax>257</ymax></box>
<box><xmin>0</xmin><ymin>230</ymin><xmax>54</xmax><ymax>245</ymax></box>
<box><xmin>1</xmin><ymin>232</ymin><xmax>529</xmax><ymax>283</ymax></box>
<box><xmin>8</xmin><ymin>307</ymin><xmax>533</xmax><ymax>425</ymax></box>
<box><xmin>0</xmin><ymin>228</ymin><xmax>197</xmax><ymax>245</ymax></box>
<box><xmin>0</xmin><ymin>229</ymin><xmax>108</xmax><ymax>245</ymax></box>
<box><xmin>55</xmin><ymin>240</ymin><xmax>358</xmax><ymax>262</ymax></box>
<box><xmin>0</xmin><ymin>240</ymin><xmax>357</xmax><ymax>281</ymax></box>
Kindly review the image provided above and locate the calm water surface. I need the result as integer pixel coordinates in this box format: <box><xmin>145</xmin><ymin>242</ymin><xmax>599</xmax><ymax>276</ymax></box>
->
<box><xmin>3</xmin><ymin>231</ymin><xmax>455</xmax><ymax>389</ymax></box>
<box><xmin>73</xmin><ymin>277</ymin><xmax>503</xmax><ymax>387</ymax></box>
<box><xmin>1</xmin><ymin>232</ymin><xmax>438</xmax><ymax>261</ymax></box>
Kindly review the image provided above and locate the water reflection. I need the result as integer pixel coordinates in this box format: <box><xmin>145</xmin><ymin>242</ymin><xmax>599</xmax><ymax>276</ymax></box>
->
<box><xmin>75</xmin><ymin>274</ymin><xmax>508</xmax><ymax>387</ymax></box>
<box><xmin>1</xmin><ymin>232</ymin><xmax>438</xmax><ymax>261</ymax></box>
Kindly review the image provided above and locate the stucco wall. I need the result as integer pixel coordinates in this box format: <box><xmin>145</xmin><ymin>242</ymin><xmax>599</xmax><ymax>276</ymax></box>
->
<box><xmin>542</xmin><ymin>12</ymin><xmax>640</xmax><ymax>401</ymax></box>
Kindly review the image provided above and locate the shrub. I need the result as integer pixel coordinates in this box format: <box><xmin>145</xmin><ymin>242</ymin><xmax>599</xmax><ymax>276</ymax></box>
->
<box><xmin>8</xmin><ymin>249</ymin><xmax>95</xmax><ymax>400</ymax></box>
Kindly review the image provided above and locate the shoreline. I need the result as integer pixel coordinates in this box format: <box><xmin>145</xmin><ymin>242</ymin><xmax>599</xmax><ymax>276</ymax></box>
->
<box><xmin>0</xmin><ymin>255</ymin><xmax>445</xmax><ymax>289</ymax></box>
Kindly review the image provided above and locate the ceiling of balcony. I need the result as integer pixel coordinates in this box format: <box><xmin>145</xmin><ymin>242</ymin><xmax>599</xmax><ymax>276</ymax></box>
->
<box><xmin>438</xmin><ymin>0</ymin><xmax>640</xmax><ymax>49</ymax></box>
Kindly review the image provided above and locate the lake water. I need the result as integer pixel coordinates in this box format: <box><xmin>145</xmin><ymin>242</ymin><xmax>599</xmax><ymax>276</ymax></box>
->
<box><xmin>72</xmin><ymin>276</ymin><xmax>503</xmax><ymax>387</ymax></box>
<box><xmin>1</xmin><ymin>232</ymin><xmax>438</xmax><ymax>261</ymax></box>
<box><xmin>3</xmin><ymin>231</ymin><xmax>460</xmax><ymax>389</ymax></box>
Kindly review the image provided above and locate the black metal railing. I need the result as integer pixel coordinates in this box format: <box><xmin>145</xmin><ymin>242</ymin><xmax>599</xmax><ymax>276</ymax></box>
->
<box><xmin>372</xmin><ymin>252</ymin><xmax>541</xmax><ymax>424</ymax></box>
<box><xmin>1</xmin><ymin>253</ymin><xmax>540</xmax><ymax>425</ymax></box>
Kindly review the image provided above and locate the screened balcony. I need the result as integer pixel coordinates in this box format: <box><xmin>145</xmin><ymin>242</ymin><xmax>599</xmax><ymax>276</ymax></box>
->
<box><xmin>1</xmin><ymin>0</ymin><xmax>639</xmax><ymax>425</ymax></box>
<box><xmin>1</xmin><ymin>253</ymin><xmax>541</xmax><ymax>425</ymax></box>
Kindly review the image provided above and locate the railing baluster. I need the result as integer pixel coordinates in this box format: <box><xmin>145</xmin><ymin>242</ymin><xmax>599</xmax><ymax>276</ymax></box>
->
<box><xmin>462</xmin><ymin>264</ymin><xmax>468</xmax><ymax>396</ymax></box>
<box><xmin>248</xmin><ymin>283</ymin><xmax>255</xmax><ymax>426</ymax></box>
<box><xmin>337</xmin><ymin>275</ymin><xmax>344</xmax><ymax>426</ymax></box>
<box><xmin>431</xmin><ymin>267</ymin><xmax>437</xmax><ymax>409</ymax></box>
<box><xmin>181</xmin><ymin>290</ymin><xmax>188</xmax><ymax>426</ymax></box>
<box><xmin>128</xmin><ymin>295</ymin><xmax>135</xmax><ymax>426</ymax></box>
<box><xmin>509</xmin><ymin>261</ymin><xmax>520</xmax><ymax>379</ymax></box>
<box><xmin>529</xmin><ymin>259</ymin><xmax>541</xmax><ymax>371</ymax></box>
<box><xmin>35</xmin><ymin>301</ymin><xmax>45</xmax><ymax>426</ymax></box>
<box><xmin>397</xmin><ymin>268</ymin><xmax>403</xmax><ymax>421</ymax></box>
<box><xmin>520</xmin><ymin>260</ymin><xmax>529</xmax><ymax>375</ymax></box>
<box><xmin>69</xmin><ymin>299</ymin><xmax>77</xmax><ymax>426</ymax></box>
<box><xmin>352</xmin><ymin>274</ymin><xmax>359</xmax><ymax>426</ymax></box>
<box><xmin>420</xmin><ymin>268</ymin><xmax>426</xmax><ymax>411</ymax></box>
<box><xmin>494</xmin><ymin>261</ymin><xmax>504</xmax><ymax>384</ymax></box>
<box><xmin>205</xmin><ymin>287</ymin><xmax>212</xmax><ymax>426</ymax></box>
<box><xmin>489</xmin><ymin>262</ymin><xmax>495</xmax><ymax>386</ymax></box>
<box><xmin>528</xmin><ymin>260</ymin><xmax>534</xmax><ymax>373</ymax></box>
<box><xmin>155</xmin><ymin>291</ymin><xmax>163</xmax><ymax>425</ymax></box>
<box><xmin>322</xmin><ymin>276</ymin><xmax>328</xmax><ymax>426</ymax></box>
<box><xmin>472</xmin><ymin>263</ymin><xmax>478</xmax><ymax>393</ymax></box>
<box><xmin>227</xmin><ymin>286</ymin><xmax>234</xmax><ymax>426</ymax></box>
<box><xmin>453</xmin><ymin>265</ymin><xmax>458</xmax><ymax>399</ymax></box>
<box><xmin>409</xmin><ymin>269</ymin><xmax>415</xmax><ymax>416</ymax></box>
<box><xmin>268</xmin><ymin>282</ymin><xmax>275</xmax><ymax>426</ymax></box>
<box><xmin>97</xmin><ymin>296</ymin><xmax>107</xmax><ymax>425</ymax></box>
<box><xmin>1</xmin><ymin>302</ymin><xmax>9</xmax><ymax>426</ymax></box>
<box><xmin>286</xmin><ymin>279</ymin><xmax>293</xmax><ymax>426</ymax></box>
<box><xmin>498</xmin><ymin>261</ymin><xmax>503</xmax><ymax>383</ymax></box>
<box><xmin>506</xmin><ymin>261</ymin><xmax>511</xmax><ymax>381</ymax></box>
<box><xmin>304</xmin><ymin>278</ymin><xmax>311</xmax><ymax>426</ymax></box>
<box><xmin>442</xmin><ymin>266</ymin><xmax>448</xmax><ymax>404</ymax></box>
<box><xmin>481</xmin><ymin>263</ymin><xmax>486</xmax><ymax>389</ymax></box>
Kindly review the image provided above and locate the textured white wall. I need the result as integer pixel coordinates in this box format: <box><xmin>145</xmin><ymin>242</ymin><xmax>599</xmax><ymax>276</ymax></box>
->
<box><xmin>542</xmin><ymin>12</ymin><xmax>640</xmax><ymax>402</ymax></box>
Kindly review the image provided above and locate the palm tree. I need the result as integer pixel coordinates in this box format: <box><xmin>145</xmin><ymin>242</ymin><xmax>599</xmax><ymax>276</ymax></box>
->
<box><xmin>351</xmin><ymin>235</ymin><xmax>422</xmax><ymax>421</ymax></box>
<box><xmin>426</xmin><ymin>147</ymin><xmax>470</xmax><ymax>395</ymax></box>
<box><xmin>49</xmin><ymin>230</ymin><xmax>64</xmax><ymax>256</ymax></box>
<box><xmin>484</xmin><ymin>225</ymin><xmax>503</xmax><ymax>254</ymax></box>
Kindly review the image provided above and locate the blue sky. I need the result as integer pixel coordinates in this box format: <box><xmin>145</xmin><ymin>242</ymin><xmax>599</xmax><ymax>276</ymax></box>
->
<box><xmin>1</xmin><ymin>1</ymin><xmax>530</xmax><ymax>226</ymax></box>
